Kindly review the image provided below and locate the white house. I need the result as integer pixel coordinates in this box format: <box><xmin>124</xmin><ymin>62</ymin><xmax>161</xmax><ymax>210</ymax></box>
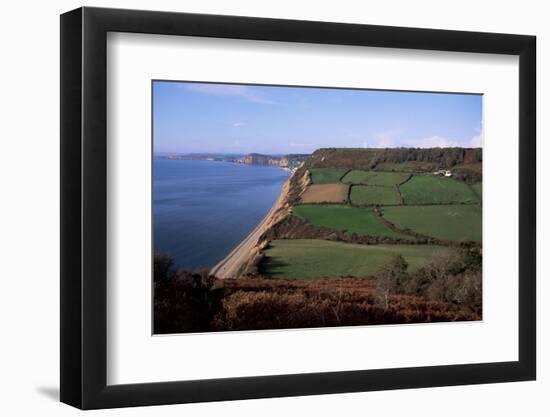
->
<box><xmin>433</xmin><ymin>169</ymin><xmax>452</xmax><ymax>177</ymax></box>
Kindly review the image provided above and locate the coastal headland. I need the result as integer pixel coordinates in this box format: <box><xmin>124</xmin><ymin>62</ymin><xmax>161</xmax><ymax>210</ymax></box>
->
<box><xmin>208</xmin><ymin>147</ymin><xmax>482</xmax><ymax>280</ymax></box>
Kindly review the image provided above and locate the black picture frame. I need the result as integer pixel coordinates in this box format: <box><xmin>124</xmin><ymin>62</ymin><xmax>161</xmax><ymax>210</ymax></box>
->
<box><xmin>60</xmin><ymin>6</ymin><xmax>536</xmax><ymax>410</ymax></box>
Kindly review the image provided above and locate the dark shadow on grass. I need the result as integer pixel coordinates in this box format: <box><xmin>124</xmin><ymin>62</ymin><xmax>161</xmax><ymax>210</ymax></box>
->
<box><xmin>259</xmin><ymin>257</ymin><xmax>291</xmax><ymax>276</ymax></box>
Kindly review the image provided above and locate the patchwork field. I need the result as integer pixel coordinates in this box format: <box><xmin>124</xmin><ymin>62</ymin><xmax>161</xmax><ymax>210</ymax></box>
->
<box><xmin>309</xmin><ymin>168</ymin><xmax>349</xmax><ymax>184</ymax></box>
<box><xmin>262</xmin><ymin>239</ymin><xmax>453</xmax><ymax>279</ymax></box>
<box><xmin>300</xmin><ymin>184</ymin><xmax>349</xmax><ymax>203</ymax></box>
<box><xmin>350</xmin><ymin>185</ymin><xmax>401</xmax><ymax>205</ymax></box>
<box><xmin>262</xmin><ymin>150</ymin><xmax>482</xmax><ymax>283</ymax></box>
<box><xmin>400</xmin><ymin>175</ymin><xmax>479</xmax><ymax>204</ymax></box>
<box><xmin>381</xmin><ymin>205</ymin><xmax>482</xmax><ymax>243</ymax></box>
<box><xmin>292</xmin><ymin>205</ymin><xmax>411</xmax><ymax>239</ymax></box>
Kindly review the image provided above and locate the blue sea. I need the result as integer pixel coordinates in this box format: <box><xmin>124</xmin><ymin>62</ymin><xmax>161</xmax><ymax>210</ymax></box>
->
<box><xmin>153</xmin><ymin>159</ymin><xmax>290</xmax><ymax>271</ymax></box>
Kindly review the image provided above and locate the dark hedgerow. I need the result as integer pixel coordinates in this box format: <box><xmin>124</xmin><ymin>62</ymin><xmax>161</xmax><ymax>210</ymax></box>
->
<box><xmin>153</xmin><ymin>254</ymin><xmax>224</xmax><ymax>334</ymax></box>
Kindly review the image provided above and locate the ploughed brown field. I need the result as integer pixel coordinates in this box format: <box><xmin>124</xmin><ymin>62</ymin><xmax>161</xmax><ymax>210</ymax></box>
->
<box><xmin>300</xmin><ymin>183</ymin><xmax>349</xmax><ymax>204</ymax></box>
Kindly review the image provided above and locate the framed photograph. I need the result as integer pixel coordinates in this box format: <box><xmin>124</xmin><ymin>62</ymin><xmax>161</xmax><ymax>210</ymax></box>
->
<box><xmin>60</xmin><ymin>6</ymin><xmax>536</xmax><ymax>409</ymax></box>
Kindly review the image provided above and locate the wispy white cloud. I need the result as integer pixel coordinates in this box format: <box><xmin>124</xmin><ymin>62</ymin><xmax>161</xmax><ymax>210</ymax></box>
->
<box><xmin>232</xmin><ymin>122</ymin><xmax>246</xmax><ymax>127</ymax></box>
<box><xmin>414</xmin><ymin>136</ymin><xmax>460</xmax><ymax>148</ymax></box>
<box><xmin>467</xmin><ymin>127</ymin><xmax>483</xmax><ymax>148</ymax></box>
<box><xmin>371</xmin><ymin>129</ymin><xmax>402</xmax><ymax>148</ymax></box>
<box><xmin>367</xmin><ymin>129</ymin><xmax>483</xmax><ymax>149</ymax></box>
<box><xmin>467</xmin><ymin>134</ymin><xmax>482</xmax><ymax>148</ymax></box>
<box><xmin>184</xmin><ymin>84</ymin><xmax>274</xmax><ymax>104</ymax></box>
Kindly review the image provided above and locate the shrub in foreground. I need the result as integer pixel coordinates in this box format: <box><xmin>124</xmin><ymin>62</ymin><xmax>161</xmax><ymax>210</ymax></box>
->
<box><xmin>154</xmin><ymin>252</ymin><xmax>482</xmax><ymax>334</ymax></box>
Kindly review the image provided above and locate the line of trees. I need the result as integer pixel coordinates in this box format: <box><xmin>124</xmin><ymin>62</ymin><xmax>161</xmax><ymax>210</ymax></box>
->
<box><xmin>370</xmin><ymin>147</ymin><xmax>481</xmax><ymax>167</ymax></box>
<box><xmin>304</xmin><ymin>148</ymin><xmax>482</xmax><ymax>177</ymax></box>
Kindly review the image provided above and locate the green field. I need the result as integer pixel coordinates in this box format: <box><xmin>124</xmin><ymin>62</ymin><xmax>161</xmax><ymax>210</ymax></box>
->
<box><xmin>350</xmin><ymin>185</ymin><xmax>401</xmax><ymax>205</ymax></box>
<box><xmin>381</xmin><ymin>205</ymin><xmax>482</xmax><ymax>243</ymax></box>
<box><xmin>341</xmin><ymin>170</ymin><xmax>376</xmax><ymax>184</ymax></box>
<box><xmin>471</xmin><ymin>182</ymin><xmax>482</xmax><ymax>198</ymax></box>
<box><xmin>374</xmin><ymin>161</ymin><xmax>438</xmax><ymax>172</ymax></box>
<box><xmin>292</xmin><ymin>205</ymin><xmax>411</xmax><ymax>239</ymax></box>
<box><xmin>262</xmin><ymin>239</ymin><xmax>453</xmax><ymax>279</ymax></box>
<box><xmin>341</xmin><ymin>170</ymin><xmax>410</xmax><ymax>186</ymax></box>
<box><xmin>399</xmin><ymin>175</ymin><xmax>479</xmax><ymax>204</ymax></box>
<box><xmin>364</xmin><ymin>172</ymin><xmax>410</xmax><ymax>187</ymax></box>
<box><xmin>309</xmin><ymin>168</ymin><xmax>349</xmax><ymax>184</ymax></box>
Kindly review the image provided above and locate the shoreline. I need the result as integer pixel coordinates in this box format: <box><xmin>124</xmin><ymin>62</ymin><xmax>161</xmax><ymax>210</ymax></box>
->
<box><xmin>209</xmin><ymin>173</ymin><xmax>292</xmax><ymax>279</ymax></box>
<box><xmin>156</xmin><ymin>156</ymin><xmax>296</xmax><ymax>174</ymax></box>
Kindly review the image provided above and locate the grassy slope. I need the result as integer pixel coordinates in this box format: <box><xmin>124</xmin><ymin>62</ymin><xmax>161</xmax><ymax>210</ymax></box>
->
<box><xmin>262</xmin><ymin>239</ymin><xmax>452</xmax><ymax>279</ymax></box>
<box><xmin>400</xmin><ymin>175</ymin><xmax>479</xmax><ymax>204</ymax></box>
<box><xmin>381</xmin><ymin>205</ymin><xmax>482</xmax><ymax>243</ymax></box>
<box><xmin>350</xmin><ymin>185</ymin><xmax>401</xmax><ymax>205</ymax></box>
<box><xmin>309</xmin><ymin>168</ymin><xmax>349</xmax><ymax>184</ymax></box>
<box><xmin>471</xmin><ymin>182</ymin><xmax>482</xmax><ymax>198</ymax></box>
<box><xmin>292</xmin><ymin>205</ymin><xmax>411</xmax><ymax>239</ymax></box>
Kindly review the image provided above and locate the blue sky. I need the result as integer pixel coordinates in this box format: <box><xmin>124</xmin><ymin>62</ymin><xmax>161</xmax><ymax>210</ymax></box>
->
<box><xmin>153</xmin><ymin>81</ymin><xmax>482</xmax><ymax>154</ymax></box>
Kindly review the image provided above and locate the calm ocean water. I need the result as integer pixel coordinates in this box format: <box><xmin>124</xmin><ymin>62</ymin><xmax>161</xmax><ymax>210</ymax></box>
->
<box><xmin>153</xmin><ymin>159</ymin><xmax>290</xmax><ymax>271</ymax></box>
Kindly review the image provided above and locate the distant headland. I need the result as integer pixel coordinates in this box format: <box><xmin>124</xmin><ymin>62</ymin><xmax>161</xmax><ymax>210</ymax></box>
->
<box><xmin>155</xmin><ymin>152</ymin><xmax>309</xmax><ymax>171</ymax></box>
